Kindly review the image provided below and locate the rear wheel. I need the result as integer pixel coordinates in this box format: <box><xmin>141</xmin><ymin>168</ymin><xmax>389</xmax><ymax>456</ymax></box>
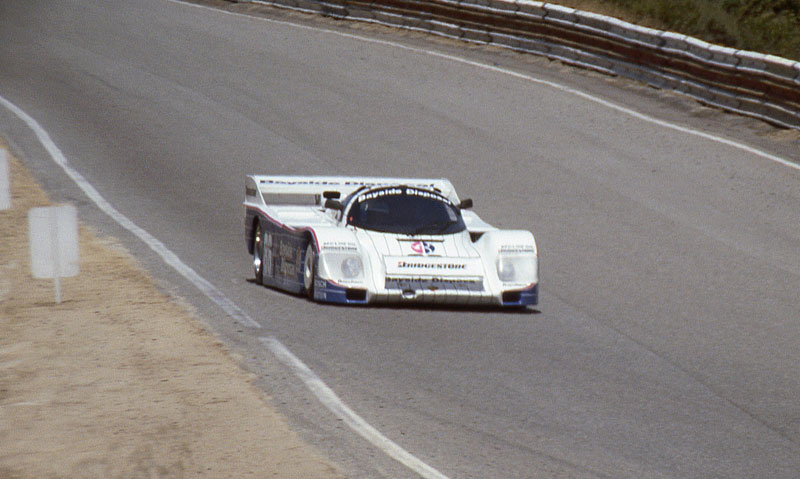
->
<box><xmin>303</xmin><ymin>242</ymin><xmax>317</xmax><ymax>300</ymax></box>
<box><xmin>253</xmin><ymin>223</ymin><xmax>265</xmax><ymax>285</ymax></box>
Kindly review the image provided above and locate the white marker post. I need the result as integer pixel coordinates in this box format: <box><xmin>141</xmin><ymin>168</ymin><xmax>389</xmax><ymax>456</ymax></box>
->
<box><xmin>0</xmin><ymin>148</ymin><xmax>10</xmax><ymax>211</ymax></box>
<box><xmin>29</xmin><ymin>205</ymin><xmax>79</xmax><ymax>303</ymax></box>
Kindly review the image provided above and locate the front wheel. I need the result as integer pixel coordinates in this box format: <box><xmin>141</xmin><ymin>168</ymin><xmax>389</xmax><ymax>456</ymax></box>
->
<box><xmin>303</xmin><ymin>243</ymin><xmax>317</xmax><ymax>300</ymax></box>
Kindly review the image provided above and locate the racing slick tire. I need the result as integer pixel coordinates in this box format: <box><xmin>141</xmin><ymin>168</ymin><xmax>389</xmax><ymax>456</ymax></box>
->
<box><xmin>303</xmin><ymin>242</ymin><xmax>317</xmax><ymax>300</ymax></box>
<box><xmin>253</xmin><ymin>222</ymin><xmax>265</xmax><ymax>285</ymax></box>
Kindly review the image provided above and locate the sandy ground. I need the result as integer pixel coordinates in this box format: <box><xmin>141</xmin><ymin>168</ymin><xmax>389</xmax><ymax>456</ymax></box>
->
<box><xmin>0</xmin><ymin>143</ymin><xmax>344</xmax><ymax>478</ymax></box>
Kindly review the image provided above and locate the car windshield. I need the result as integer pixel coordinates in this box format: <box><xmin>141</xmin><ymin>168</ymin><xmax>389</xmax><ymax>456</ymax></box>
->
<box><xmin>346</xmin><ymin>186</ymin><xmax>466</xmax><ymax>235</ymax></box>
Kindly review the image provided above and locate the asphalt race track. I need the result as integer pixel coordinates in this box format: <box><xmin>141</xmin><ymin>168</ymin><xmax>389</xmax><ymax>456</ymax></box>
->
<box><xmin>2</xmin><ymin>1</ymin><xmax>799</xmax><ymax>478</ymax></box>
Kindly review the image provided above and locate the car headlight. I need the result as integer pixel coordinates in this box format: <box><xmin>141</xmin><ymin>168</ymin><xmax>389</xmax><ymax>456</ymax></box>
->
<box><xmin>497</xmin><ymin>258</ymin><xmax>516</xmax><ymax>282</ymax></box>
<box><xmin>341</xmin><ymin>257</ymin><xmax>363</xmax><ymax>279</ymax></box>
<box><xmin>496</xmin><ymin>255</ymin><xmax>537</xmax><ymax>283</ymax></box>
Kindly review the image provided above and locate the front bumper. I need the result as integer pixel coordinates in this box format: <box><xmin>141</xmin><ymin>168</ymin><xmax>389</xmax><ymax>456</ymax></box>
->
<box><xmin>314</xmin><ymin>280</ymin><xmax>538</xmax><ymax>307</ymax></box>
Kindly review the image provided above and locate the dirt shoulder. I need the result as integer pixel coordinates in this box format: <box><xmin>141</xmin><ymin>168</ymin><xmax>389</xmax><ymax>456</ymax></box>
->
<box><xmin>0</xmin><ymin>143</ymin><xmax>344</xmax><ymax>478</ymax></box>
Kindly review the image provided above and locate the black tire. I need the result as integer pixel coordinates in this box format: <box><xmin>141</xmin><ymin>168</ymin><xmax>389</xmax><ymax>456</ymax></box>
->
<box><xmin>253</xmin><ymin>222</ymin><xmax>265</xmax><ymax>285</ymax></box>
<box><xmin>303</xmin><ymin>242</ymin><xmax>317</xmax><ymax>300</ymax></box>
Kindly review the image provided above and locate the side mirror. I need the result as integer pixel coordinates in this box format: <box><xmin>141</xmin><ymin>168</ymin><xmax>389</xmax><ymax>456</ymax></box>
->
<box><xmin>323</xmin><ymin>191</ymin><xmax>341</xmax><ymax>200</ymax></box>
<box><xmin>458</xmin><ymin>198</ymin><xmax>473</xmax><ymax>210</ymax></box>
<box><xmin>325</xmin><ymin>199</ymin><xmax>345</xmax><ymax>211</ymax></box>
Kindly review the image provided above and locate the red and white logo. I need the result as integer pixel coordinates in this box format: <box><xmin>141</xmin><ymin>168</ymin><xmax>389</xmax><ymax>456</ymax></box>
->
<box><xmin>410</xmin><ymin>241</ymin><xmax>436</xmax><ymax>255</ymax></box>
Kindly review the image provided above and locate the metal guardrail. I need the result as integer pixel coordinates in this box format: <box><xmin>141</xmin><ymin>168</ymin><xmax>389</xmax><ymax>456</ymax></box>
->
<box><xmin>238</xmin><ymin>0</ymin><xmax>800</xmax><ymax>129</ymax></box>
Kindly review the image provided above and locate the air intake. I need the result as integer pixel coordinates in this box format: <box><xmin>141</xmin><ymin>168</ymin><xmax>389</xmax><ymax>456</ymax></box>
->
<box><xmin>502</xmin><ymin>291</ymin><xmax>521</xmax><ymax>304</ymax></box>
<box><xmin>346</xmin><ymin>289</ymin><xmax>367</xmax><ymax>301</ymax></box>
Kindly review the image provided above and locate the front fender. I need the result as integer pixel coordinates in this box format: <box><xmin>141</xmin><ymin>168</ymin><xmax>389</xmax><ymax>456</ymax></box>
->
<box><xmin>309</xmin><ymin>227</ymin><xmax>369</xmax><ymax>287</ymax></box>
<box><xmin>474</xmin><ymin>230</ymin><xmax>539</xmax><ymax>289</ymax></box>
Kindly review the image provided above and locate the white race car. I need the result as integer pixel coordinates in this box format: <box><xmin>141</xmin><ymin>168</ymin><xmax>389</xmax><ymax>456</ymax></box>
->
<box><xmin>243</xmin><ymin>175</ymin><xmax>538</xmax><ymax>307</ymax></box>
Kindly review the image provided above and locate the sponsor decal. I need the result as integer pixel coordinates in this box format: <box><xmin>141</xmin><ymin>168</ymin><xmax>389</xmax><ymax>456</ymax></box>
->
<box><xmin>263</xmin><ymin>179</ymin><xmax>438</xmax><ymax>188</ymax></box>
<box><xmin>356</xmin><ymin>186</ymin><xmax>452</xmax><ymax>205</ymax></box>
<box><xmin>264</xmin><ymin>179</ymin><xmax>342</xmax><ymax>186</ymax></box>
<box><xmin>385</xmin><ymin>255</ymin><xmax>483</xmax><ymax>276</ymax></box>
<box><xmin>322</xmin><ymin>241</ymin><xmax>358</xmax><ymax>251</ymax></box>
<box><xmin>275</xmin><ymin>237</ymin><xmax>302</xmax><ymax>279</ymax></box>
<box><xmin>500</xmin><ymin>244</ymin><xmax>536</xmax><ymax>253</ymax></box>
<box><xmin>410</xmin><ymin>241</ymin><xmax>436</xmax><ymax>255</ymax></box>
<box><xmin>385</xmin><ymin>277</ymin><xmax>484</xmax><ymax>292</ymax></box>
<box><xmin>405</xmin><ymin>187</ymin><xmax>452</xmax><ymax>205</ymax></box>
<box><xmin>356</xmin><ymin>187</ymin><xmax>402</xmax><ymax>202</ymax></box>
<box><xmin>399</xmin><ymin>239</ymin><xmax>441</xmax><ymax>256</ymax></box>
<box><xmin>397</xmin><ymin>260</ymin><xmax>466</xmax><ymax>270</ymax></box>
<box><xmin>278</xmin><ymin>240</ymin><xmax>296</xmax><ymax>260</ymax></box>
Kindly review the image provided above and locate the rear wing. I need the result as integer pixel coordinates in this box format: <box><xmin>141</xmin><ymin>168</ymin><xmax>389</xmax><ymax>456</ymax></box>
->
<box><xmin>244</xmin><ymin>175</ymin><xmax>460</xmax><ymax>207</ymax></box>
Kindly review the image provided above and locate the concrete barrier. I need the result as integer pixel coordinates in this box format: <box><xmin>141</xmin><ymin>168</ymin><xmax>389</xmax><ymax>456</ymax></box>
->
<box><xmin>237</xmin><ymin>0</ymin><xmax>800</xmax><ymax>128</ymax></box>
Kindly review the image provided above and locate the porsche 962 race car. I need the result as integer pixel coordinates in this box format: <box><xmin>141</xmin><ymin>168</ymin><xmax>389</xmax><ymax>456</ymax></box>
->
<box><xmin>243</xmin><ymin>176</ymin><xmax>538</xmax><ymax>307</ymax></box>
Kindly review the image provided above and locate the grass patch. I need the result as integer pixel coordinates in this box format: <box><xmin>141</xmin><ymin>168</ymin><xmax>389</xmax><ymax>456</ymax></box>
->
<box><xmin>554</xmin><ymin>0</ymin><xmax>800</xmax><ymax>60</ymax></box>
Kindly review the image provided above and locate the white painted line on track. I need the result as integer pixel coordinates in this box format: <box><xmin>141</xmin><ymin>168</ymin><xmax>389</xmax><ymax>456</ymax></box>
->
<box><xmin>170</xmin><ymin>0</ymin><xmax>800</xmax><ymax>172</ymax></box>
<box><xmin>260</xmin><ymin>336</ymin><xmax>451</xmax><ymax>479</ymax></box>
<box><xmin>0</xmin><ymin>94</ymin><xmax>261</xmax><ymax>329</ymax></box>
